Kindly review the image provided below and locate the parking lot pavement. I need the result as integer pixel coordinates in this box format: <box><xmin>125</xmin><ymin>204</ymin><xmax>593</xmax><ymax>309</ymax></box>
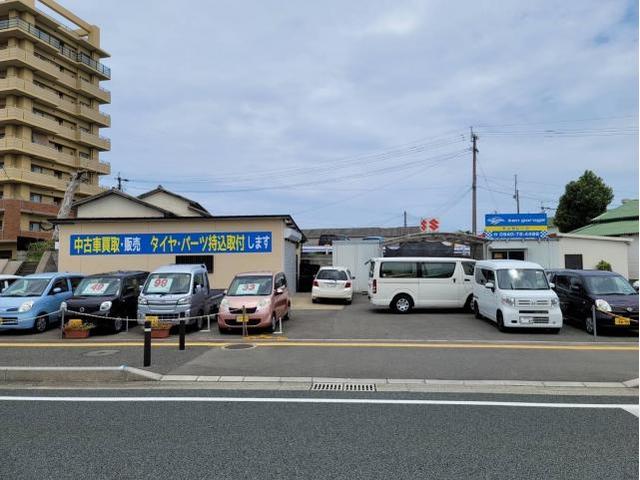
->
<box><xmin>0</xmin><ymin>389</ymin><xmax>637</xmax><ymax>480</ymax></box>
<box><xmin>1</xmin><ymin>294</ymin><xmax>635</xmax><ymax>344</ymax></box>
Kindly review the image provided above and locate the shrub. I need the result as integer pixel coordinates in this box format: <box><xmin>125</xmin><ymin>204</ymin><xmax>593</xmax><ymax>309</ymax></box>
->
<box><xmin>26</xmin><ymin>240</ymin><xmax>55</xmax><ymax>262</ymax></box>
<box><xmin>595</xmin><ymin>260</ymin><xmax>612</xmax><ymax>271</ymax></box>
<box><xmin>65</xmin><ymin>319</ymin><xmax>94</xmax><ymax>331</ymax></box>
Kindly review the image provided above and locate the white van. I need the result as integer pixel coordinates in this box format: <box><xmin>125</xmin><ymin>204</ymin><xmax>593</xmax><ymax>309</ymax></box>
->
<box><xmin>472</xmin><ymin>260</ymin><xmax>562</xmax><ymax>332</ymax></box>
<box><xmin>367</xmin><ymin>257</ymin><xmax>476</xmax><ymax>313</ymax></box>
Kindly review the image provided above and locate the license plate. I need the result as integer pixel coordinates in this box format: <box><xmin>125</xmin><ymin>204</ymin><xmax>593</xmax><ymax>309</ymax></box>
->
<box><xmin>236</xmin><ymin>315</ymin><xmax>249</xmax><ymax>323</ymax></box>
<box><xmin>614</xmin><ymin>316</ymin><xmax>630</xmax><ymax>326</ymax></box>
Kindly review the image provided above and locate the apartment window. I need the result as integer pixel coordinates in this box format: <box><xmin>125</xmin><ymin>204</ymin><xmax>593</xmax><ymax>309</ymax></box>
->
<box><xmin>30</xmin><ymin>193</ymin><xmax>43</xmax><ymax>203</ymax></box>
<box><xmin>29</xmin><ymin>222</ymin><xmax>43</xmax><ymax>232</ymax></box>
<box><xmin>32</xmin><ymin>131</ymin><xmax>49</xmax><ymax>146</ymax></box>
<box><xmin>0</xmin><ymin>221</ymin><xmax>3</xmax><ymax>230</ymax></box>
<box><xmin>565</xmin><ymin>254</ymin><xmax>583</xmax><ymax>270</ymax></box>
<box><xmin>79</xmin><ymin>152</ymin><xmax>90</xmax><ymax>159</ymax></box>
<box><xmin>31</xmin><ymin>165</ymin><xmax>44</xmax><ymax>174</ymax></box>
<box><xmin>54</xmin><ymin>171</ymin><xmax>62</xmax><ymax>179</ymax></box>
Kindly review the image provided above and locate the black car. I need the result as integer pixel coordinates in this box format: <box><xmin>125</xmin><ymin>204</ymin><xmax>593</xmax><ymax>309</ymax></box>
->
<box><xmin>62</xmin><ymin>271</ymin><xmax>148</xmax><ymax>332</ymax></box>
<box><xmin>548</xmin><ymin>269</ymin><xmax>639</xmax><ymax>334</ymax></box>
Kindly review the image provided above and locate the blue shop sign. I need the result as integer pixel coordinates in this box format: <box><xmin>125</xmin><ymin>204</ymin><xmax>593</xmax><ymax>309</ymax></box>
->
<box><xmin>70</xmin><ymin>231</ymin><xmax>273</xmax><ymax>255</ymax></box>
<box><xmin>484</xmin><ymin>213</ymin><xmax>548</xmax><ymax>240</ymax></box>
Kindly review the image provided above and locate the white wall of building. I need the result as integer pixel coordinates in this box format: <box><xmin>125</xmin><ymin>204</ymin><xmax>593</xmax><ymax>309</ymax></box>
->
<box><xmin>333</xmin><ymin>240</ymin><xmax>383</xmax><ymax>292</ymax></box>
<box><xmin>487</xmin><ymin>234</ymin><xmax>631</xmax><ymax>278</ymax></box>
<box><xmin>78</xmin><ymin>196</ymin><xmax>164</xmax><ymax>218</ymax></box>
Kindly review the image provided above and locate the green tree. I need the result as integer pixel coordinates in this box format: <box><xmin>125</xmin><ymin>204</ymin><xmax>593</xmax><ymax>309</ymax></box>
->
<box><xmin>554</xmin><ymin>170</ymin><xmax>614</xmax><ymax>232</ymax></box>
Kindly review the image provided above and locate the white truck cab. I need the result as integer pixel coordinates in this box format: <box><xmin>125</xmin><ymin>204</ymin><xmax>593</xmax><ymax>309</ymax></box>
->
<box><xmin>472</xmin><ymin>260</ymin><xmax>562</xmax><ymax>332</ymax></box>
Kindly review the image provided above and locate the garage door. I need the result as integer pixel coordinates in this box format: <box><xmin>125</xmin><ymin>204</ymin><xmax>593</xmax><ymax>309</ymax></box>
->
<box><xmin>284</xmin><ymin>240</ymin><xmax>298</xmax><ymax>293</ymax></box>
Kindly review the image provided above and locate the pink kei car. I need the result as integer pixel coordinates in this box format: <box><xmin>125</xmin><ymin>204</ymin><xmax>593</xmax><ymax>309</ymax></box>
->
<box><xmin>218</xmin><ymin>271</ymin><xmax>291</xmax><ymax>333</ymax></box>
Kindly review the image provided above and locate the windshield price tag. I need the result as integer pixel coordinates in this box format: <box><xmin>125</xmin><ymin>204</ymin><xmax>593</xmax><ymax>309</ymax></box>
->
<box><xmin>238</xmin><ymin>283</ymin><xmax>259</xmax><ymax>293</ymax></box>
<box><xmin>147</xmin><ymin>277</ymin><xmax>174</xmax><ymax>293</ymax></box>
<box><xmin>82</xmin><ymin>281</ymin><xmax>109</xmax><ymax>295</ymax></box>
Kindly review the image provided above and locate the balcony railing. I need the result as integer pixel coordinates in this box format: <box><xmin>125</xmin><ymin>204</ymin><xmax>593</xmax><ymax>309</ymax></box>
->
<box><xmin>0</xmin><ymin>17</ymin><xmax>111</xmax><ymax>78</ymax></box>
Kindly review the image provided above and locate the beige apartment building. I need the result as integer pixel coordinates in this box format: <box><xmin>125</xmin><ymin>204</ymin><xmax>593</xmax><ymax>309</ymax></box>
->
<box><xmin>0</xmin><ymin>0</ymin><xmax>110</xmax><ymax>258</ymax></box>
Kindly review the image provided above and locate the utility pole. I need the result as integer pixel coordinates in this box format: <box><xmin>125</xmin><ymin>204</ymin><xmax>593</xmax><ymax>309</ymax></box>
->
<box><xmin>116</xmin><ymin>172</ymin><xmax>129</xmax><ymax>191</ymax></box>
<box><xmin>471</xmin><ymin>128</ymin><xmax>478</xmax><ymax>235</ymax></box>
<box><xmin>403</xmin><ymin>211</ymin><xmax>407</xmax><ymax>228</ymax></box>
<box><xmin>513</xmin><ymin>174</ymin><xmax>520</xmax><ymax>213</ymax></box>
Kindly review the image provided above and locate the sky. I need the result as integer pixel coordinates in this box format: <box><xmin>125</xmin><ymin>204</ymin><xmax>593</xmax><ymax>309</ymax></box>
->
<box><xmin>56</xmin><ymin>0</ymin><xmax>638</xmax><ymax>231</ymax></box>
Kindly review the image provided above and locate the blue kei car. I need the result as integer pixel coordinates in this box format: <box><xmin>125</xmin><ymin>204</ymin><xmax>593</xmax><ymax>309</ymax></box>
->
<box><xmin>0</xmin><ymin>272</ymin><xmax>84</xmax><ymax>333</ymax></box>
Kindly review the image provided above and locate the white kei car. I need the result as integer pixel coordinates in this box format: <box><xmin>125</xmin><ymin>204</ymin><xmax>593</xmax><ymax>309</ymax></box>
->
<box><xmin>311</xmin><ymin>267</ymin><xmax>354</xmax><ymax>304</ymax></box>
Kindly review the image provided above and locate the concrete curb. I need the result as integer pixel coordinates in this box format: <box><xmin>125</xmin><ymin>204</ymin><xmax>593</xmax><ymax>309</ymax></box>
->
<box><xmin>1</xmin><ymin>367</ymin><xmax>637</xmax><ymax>389</ymax></box>
<box><xmin>0</xmin><ymin>366</ymin><xmax>159</xmax><ymax>383</ymax></box>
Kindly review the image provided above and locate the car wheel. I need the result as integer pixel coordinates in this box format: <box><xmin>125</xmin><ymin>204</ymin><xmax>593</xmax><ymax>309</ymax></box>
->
<box><xmin>195</xmin><ymin>312</ymin><xmax>204</xmax><ymax>331</ymax></box>
<box><xmin>33</xmin><ymin>313</ymin><xmax>48</xmax><ymax>334</ymax></box>
<box><xmin>311</xmin><ymin>298</ymin><xmax>318</xmax><ymax>304</ymax></box>
<box><xmin>496</xmin><ymin>311</ymin><xmax>506</xmax><ymax>332</ymax></box>
<box><xmin>111</xmin><ymin>317</ymin><xmax>123</xmax><ymax>333</ymax></box>
<box><xmin>270</xmin><ymin>314</ymin><xmax>278</xmax><ymax>333</ymax></box>
<box><xmin>463</xmin><ymin>295</ymin><xmax>473</xmax><ymax>312</ymax></box>
<box><xmin>473</xmin><ymin>301</ymin><xmax>482</xmax><ymax>319</ymax></box>
<box><xmin>217</xmin><ymin>325</ymin><xmax>229</xmax><ymax>334</ymax></box>
<box><xmin>549</xmin><ymin>328</ymin><xmax>561</xmax><ymax>334</ymax></box>
<box><xmin>345</xmin><ymin>298</ymin><xmax>352</xmax><ymax>305</ymax></box>
<box><xmin>283</xmin><ymin>309</ymin><xmax>291</xmax><ymax>321</ymax></box>
<box><xmin>585</xmin><ymin>315</ymin><xmax>595</xmax><ymax>335</ymax></box>
<box><xmin>392</xmin><ymin>295</ymin><xmax>413</xmax><ymax>314</ymax></box>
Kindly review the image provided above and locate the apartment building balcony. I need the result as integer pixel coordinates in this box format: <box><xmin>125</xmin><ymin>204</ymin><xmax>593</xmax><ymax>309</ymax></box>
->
<box><xmin>76</xmin><ymin>103</ymin><xmax>110</xmax><ymax>127</ymax></box>
<box><xmin>77</xmin><ymin>77</ymin><xmax>110</xmax><ymax>103</ymax></box>
<box><xmin>0</xmin><ymin>136</ymin><xmax>108</xmax><ymax>174</ymax></box>
<box><xmin>0</xmin><ymin>78</ymin><xmax>59</xmax><ymax>107</ymax></box>
<box><xmin>0</xmin><ymin>107</ymin><xmax>110</xmax><ymax>151</ymax></box>
<box><xmin>0</xmin><ymin>17</ymin><xmax>111</xmax><ymax>80</ymax></box>
<box><xmin>79</xmin><ymin>157</ymin><xmax>110</xmax><ymax>175</ymax></box>
<box><xmin>76</xmin><ymin>130</ymin><xmax>109</xmax><ymax>150</ymax></box>
<box><xmin>0</xmin><ymin>165</ymin><xmax>103</xmax><ymax>195</ymax></box>
<box><xmin>0</xmin><ymin>47</ymin><xmax>60</xmax><ymax>80</ymax></box>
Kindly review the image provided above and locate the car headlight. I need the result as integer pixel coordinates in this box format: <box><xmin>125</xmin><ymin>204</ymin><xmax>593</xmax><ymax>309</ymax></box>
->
<box><xmin>501</xmin><ymin>296</ymin><xmax>516</xmax><ymax>306</ymax></box>
<box><xmin>595</xmin><ymin>299</ymin><xmax>612</xmax><ymax>312</ymax></box>
<box><xmin>100</xmin><ymin>301</ymin><xmax>112</xmax><ymax>312</ymax></box>
<box><xmin>60</xmin><ymin>301</ymin><xmax>67</xmax><ymax>311</ymax></box>
<box><xmin>257</xmin><ymin>298</ymin><xmax>271</xmax><ymax>309</ymax></box>
<box><xmin>139</xmin><ymin>297</ymin><xmax>148</xmax><ymax>305</ymax></box>
<box><xmin>550</xmin><ymin>298</ymin><xmax>559</xmax><ymax>307</ymax></box>
<box><xmin>177</xmin><ymin>297</ymin><xmax>190</xmax><ymax>305</ymax></box>
<box><xmin>18</xmin><ymin>301</ymin><xmax>34</xmax><ymax>313</ymax></box>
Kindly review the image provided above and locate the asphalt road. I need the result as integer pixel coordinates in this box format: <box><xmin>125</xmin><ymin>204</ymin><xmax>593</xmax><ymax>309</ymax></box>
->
<box><xmin>0</xmin><ymin>389</ymin><xmax>637</xmax><ymax>480</ymax></box>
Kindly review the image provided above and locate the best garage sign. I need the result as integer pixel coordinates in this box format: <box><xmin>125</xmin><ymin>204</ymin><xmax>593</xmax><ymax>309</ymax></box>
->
<box><xmin>484</xmin><ymin>213</ymin><xmax>548</xmax><ymax>240</ymax></box>
<box><xmin>70</xmin><ymin>231</ymin><xmax>273</xmax><ymax>255</ymax></box>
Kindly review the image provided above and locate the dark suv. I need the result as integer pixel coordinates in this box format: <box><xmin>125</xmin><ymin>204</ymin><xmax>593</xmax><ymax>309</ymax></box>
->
<box><xmin>62</xmin><ymin>271</ymin><xmax>148</xmax><ymax>332</ymax></box>
<box><xmin>548</xmin><ymin>269</ymin><xmax>639</xmax><ymax>334</ymax></box>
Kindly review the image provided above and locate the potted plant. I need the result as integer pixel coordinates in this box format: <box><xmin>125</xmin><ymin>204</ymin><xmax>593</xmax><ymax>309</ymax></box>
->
<box><xmin>64</xmin><ymin>319</ymin><xmax>95</xmax><ymax>339</ymax></box>
<box><xmin>149</xmin><ymin>317</ymin><xmax>172</xmax><ymax>338</ymax></box>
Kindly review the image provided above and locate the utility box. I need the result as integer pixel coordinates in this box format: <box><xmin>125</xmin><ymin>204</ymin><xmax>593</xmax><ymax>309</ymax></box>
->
<box><xmin>332</xmin><ymin>240</ymin><xmax>383</xmax><ymax>293</ymax></box>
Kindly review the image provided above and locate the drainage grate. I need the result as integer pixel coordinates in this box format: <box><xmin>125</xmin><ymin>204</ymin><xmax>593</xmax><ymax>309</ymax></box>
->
<box><xmin>311</xmin><ymin>383</ymin><xmax>344</xmax><ymax>391</ymax></box>
<box><xmin>222</xmin><ymin>343</ymin><xmax>256</xmax><ymax>350</ymax></box>
<box><xmin>311</xmin><ymin>383</ymin><xmax>377</xmax><ymax>392</ymax></box>
<box><xmin>343</xmin><ymin>383</ymin><xmax>376</xmax><ymax>392</ymax></box>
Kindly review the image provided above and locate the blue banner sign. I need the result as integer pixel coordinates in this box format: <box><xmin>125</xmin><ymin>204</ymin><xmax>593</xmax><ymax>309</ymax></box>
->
<box><xmin>484</xmin><ymin>213</ymin><xmax>548</xmax><ymax>240</ymax></box>
<box><xmin>70</xmin><ymin>231</ymin><xmax>273</xmax><ymax>256</ymax></box>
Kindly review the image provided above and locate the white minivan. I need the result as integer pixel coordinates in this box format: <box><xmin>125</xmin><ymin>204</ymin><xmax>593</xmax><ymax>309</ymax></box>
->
<box><xmin>368</xmin><ymin>257</ymin><xmax>476</xmax><ymax>313</ymax></box>
<box><xmin>472</xmin><ymin>260</ymin><xmax>562</xmax><ymax>332</ymax></box>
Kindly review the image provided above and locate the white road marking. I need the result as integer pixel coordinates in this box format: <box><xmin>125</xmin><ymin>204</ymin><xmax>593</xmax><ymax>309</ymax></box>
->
<box><xmin>0</xmin><ymin>395</ymin><xmax>637</xmax><ymax>415</ymax></box>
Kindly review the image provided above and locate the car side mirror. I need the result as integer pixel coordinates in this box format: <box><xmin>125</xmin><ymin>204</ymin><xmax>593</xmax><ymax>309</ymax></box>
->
<box><xmin>275</xmin><ymin>287</ymin><xmax>284</xmax><ymax>295</ymax></box>
<box><xmin>351</xmin><ymin>276</ymin><xmax>356</xmax><ymax>280</ymax></box>
<box><xmin>223</xmin><ymin>289</ymin><xmax>228</xmax><ymax>295</ymax></box>
<box><xmin>52</xmin><ymin>287</ymin><xmax>62</xmax><ymax>294</ymax></box>
<box><xmin>549</xmin><ymin>282</ymin><xmax>555</xmax><ymax>289</ymax></box>
<box><xmin>484</xmin><ymin>282</ymin><xmax>495</xmax><ymax>291</ymax></box>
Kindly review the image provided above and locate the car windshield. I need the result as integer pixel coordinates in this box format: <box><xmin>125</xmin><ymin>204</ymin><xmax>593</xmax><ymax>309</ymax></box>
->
<box><xmin>75</xmin><ymin>277</ymin><xmax>121</xmax><ymax>297</ymax></box>
<box><xmin>496</xmin><ymin>269</ymin><xmax>549</xmax><ymax>290</ymax></box>
<box><xmin>1</xmin><ymin>278</ymin><xmax>50</xmax><ymax>297</ymax></box>
<box><xmin>317</xmin><ymin>269</ymin><xmax>348</xmax><ymax>281</ymax></box>
<box><xmin>584</xmin><ymin>275</ymin><xmax>637</xmax><ymax>295</ymax></box>
<box><xmin>143</xmin><ymin>273</ymin><xmax>191</xmax><ymax>295</ymax></box>
<box><xmin>228</xmin><ymin>276</ymin><xmax>273</xmax><ymax>296</ymax></box>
